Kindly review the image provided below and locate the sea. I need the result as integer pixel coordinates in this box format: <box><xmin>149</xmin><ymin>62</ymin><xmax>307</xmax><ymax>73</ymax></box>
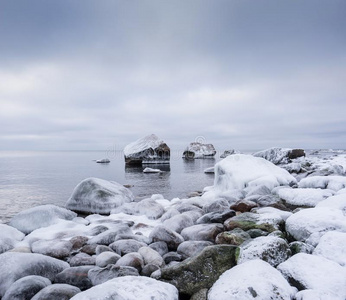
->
<box><xmin>0</xmin><ymin>150</ymin><xmax>221</xmax><ymax>224</ymax></box>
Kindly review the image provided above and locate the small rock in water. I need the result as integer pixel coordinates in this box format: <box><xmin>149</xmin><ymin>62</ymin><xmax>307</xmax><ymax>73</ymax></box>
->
<box><xmin>183</xmin><ymin>142</ymin><xmax>216</xmax><ymax>159</ymax></box>
<box><xmin>143</xmin><ymin>167</ymin><xmax>162</xmax><ymax>173</ymax></box>
<box><xmin>96</xmin><ymin>158</ymin><xmax>110</xmax><ymax>163</ymax></box>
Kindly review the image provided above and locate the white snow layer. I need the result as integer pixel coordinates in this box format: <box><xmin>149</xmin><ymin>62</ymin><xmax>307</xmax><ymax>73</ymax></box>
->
<box><xmin>313</xmin><ymin>231</ymin><xmax>346</xmax><ymax>266</ymax></box>
<box><xmin>316</xmin><ymin>194</ymin><xmax>346</xmax><ymax>214</ymax></box>
<box><xmin>124</xmin><ymin>134</ymin><xmax>164</xmax><ymax>157</ymax></box>
<box><xmin>0</xmin><ymin>224</ymin><xmax>25</xmax><ymax>253</ymax></box>
<box><xmin>276</xmin><ymin>188</ymin><xmax>334</xmax><ymax>207</ymax></box>
<box><xmin>278</xmin><ymin>253</ymin><xmax>346</xmax><ymax>298</ymax></box>
<box><xmin>298</xmin><ymin>175</ymin><xmax>346</xmax><ymax>191</ymax></box>
<box><xmin>208</xmin><ymin>259</ymin><xmax>296</xmax><ymax>300</ymax></box>
<box><xmin>184</xmin><ymin>142</ymin><xmax>216</xmax><ymax>158</ymax></box>
<box><xmin>253</xmin><ymin>147</ymin><xmax>294</xmax><ymax>164</ymax></box>
<box><xmin>70</xmin><ymin>276</ymin><xmax>178</xmax><ymax>300</ymax></box>
<box><xmin>285</xmin><ymin>207</ymin><xmax>346</xmax><ymax>243</ymax></box>
<box><xmin>210</xmin><ymin>154</ymin><xmax>296</xmax><ymax>192</ymax></box>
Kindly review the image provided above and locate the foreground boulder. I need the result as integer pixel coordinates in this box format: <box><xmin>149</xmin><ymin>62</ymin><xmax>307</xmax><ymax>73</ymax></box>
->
<box><xmin>70</xmin><ymin>276</ymin><xmax>178</xmax><ymax>300</ymax></box>
<box><xmin>253</xmin><ymin>147</ymin><xmax>305</xmax><ymax>164</ymax></box>
<box><xmin>0</xmin><ymin>224</ymin><xmax>25</xmax><ymax>253</ymax></box>
<box><xmin>208</xmin><ymin>259</ymin><xmax>297</xmax><ymax>300</ymax></box>
<box><xmin>31</xmin><ymin>284</ymin><xmax>81</xmax><ymax>300</ymax></box>
<box><xmin>159</xmin><ymin>245</ymin><xmax>238</xmax><ymax>296</ymax></box>
<box><xmin>0</xmin><ymin>252</ymin><xmax>69</xmax><ymax>297</ymax></box>
<box><xmin>66</xmin><ymin>178</ymin><xmax>134</xmax><ymax>214</ymax></box>
<box><xmin>9</xmin><ymin>205</ymin><xmax>77</xmax><ymax>234</ymax></box>
<box><xmin>182</xmin><ymin>142</ymin><xmax>216</xmax><ymax>159</ymax></box>
<box><xmin>124</xmin><ymin>134</ymin><xmax>170</xmax><ymax>165</ymax></box>
<box><xmin>54</xmin><ymin>266</ymin><xmax>93</xmax><ymax>291</ymax></box>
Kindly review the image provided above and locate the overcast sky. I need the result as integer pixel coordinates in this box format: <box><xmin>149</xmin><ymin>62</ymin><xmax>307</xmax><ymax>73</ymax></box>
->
<box><xmin>1</xmin><ymin>0</ymin><xmax>345</xmax><ymax>152</ymax></box>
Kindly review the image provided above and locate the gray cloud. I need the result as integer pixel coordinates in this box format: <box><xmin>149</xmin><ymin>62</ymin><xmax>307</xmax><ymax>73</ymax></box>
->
<box><xmin>0</xmin><ymin>0</ymin><xmax>346</xmax><ymax>151</ymax></box>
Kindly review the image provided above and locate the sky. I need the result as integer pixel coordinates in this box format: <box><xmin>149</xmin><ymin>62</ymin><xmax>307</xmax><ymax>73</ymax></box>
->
<box><xmin>0</xmin><ymin>0</ymin><xmax>345</xmax><ymax>152</ymax></box>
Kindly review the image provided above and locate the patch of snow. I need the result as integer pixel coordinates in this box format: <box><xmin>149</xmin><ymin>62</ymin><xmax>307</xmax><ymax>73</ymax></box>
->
<box><xmin>316</xmin><ymin>194</ymin><xmax>346</xmax><ymax>215</ymax></box>
<box><xmin>299</xmin><ymin>175</ymin><xmax>346</xmax><ymax>192</ymax></box>
<box><xmin>253</xmin><ymin>147</ymin><xmax>304</xmax><ymax>164</ymax></box>
<box><xmin>276</xmin><ymin>188</ymin><xmax>334</xmax><ymax>207</ymax></box>
<box><xmin>0</xmin><ymin>224</ymin><xmax>25</xmax><ymax>253</ymax></box>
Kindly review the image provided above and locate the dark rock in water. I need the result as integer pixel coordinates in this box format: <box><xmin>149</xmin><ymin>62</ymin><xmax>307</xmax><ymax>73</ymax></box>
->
<box><xmin>69</xmin><ymin>253</ymin><xmax>96</xmax><ymax>267</ymax></box>
<box><xmin>109</xmin><ymin>239</ymin><xmax>146</xmax><ymax>256</ymax></box>
<box><xmin>0</xmin><ymin>252</ymin><xmax>69</xmax><ymax>298</ymax></box>
<box><xmin>182</xmin><ymin>142</ymin><xmax>216</xmax><ymax>159</ymax></box>
<box><xmin>149</xmin><ymin>241</ymin><xmax>169</xmax><ymax>256</ymax></box>
<box><xmin>31</xmin><ymin>284</ymin><xmax>81</xmax><ymax>300</ymax></box>
<box><xmin>88</xmin><ymin>265</ymin><xmax>139</xmax><ymax>285</ymax></box>
<box><xmin>180</xmin><ymin>224</ymin><xmax>224</xmax><ymax>242</ymax></box>
<box><xmin>54</xmin><ymin>266</ymin><xmax>93</xmax><ymax>291</ymax></box>
<box><xmin>65</xmin><ymin>177</ymin><xmax>134</xmax><ymax>215</ymax></box>
<box><xmin>141</xmin><ymin>264</ymin><xmax>160</xmax><ymax>277</ymax></box>
<box><xmin>2</xmin><ymin>275</ymin><xmax>51</xmax><ymax>300</ymax></box>
<box><xmin>177</xmin><ymin>241</ymin><xmax>213</xmax><ymax>260</ymax></box>
<box><xmin>159</xmin><ymin>245</ymin><xmax>238</xmax><ymax>296</ymax></box>
<box><xmin>215</xmin><ymin>228</ymin><xmax>251</xmax><ymax>246</ymax></box>
<box><xmin>124</xmin><ymin>134</ymin><xmax>170</xmax><ymax>165</ymax></box>
<box><xmin>163</xmin><ymin>252</ymin><xmax>182</xmax><ymax>264</ymax></box>
<box><xmin>96</xmin><ymin>158</ymin><xmax>110</xmax><ymax>163</ymax></box>
<box><xmin>230</xmin><ymin>199</ymin><xmax>258</xmax><ymax>212</ymax></box>
<box><xmin>196</xmin><ymin>210</ymin><xmax>236</xmax><ymax>224</ymax></box>
<box><xmin>149</xmin><ymin>225</ymin><xmax>184</xmax><ymax>251</ymax></box>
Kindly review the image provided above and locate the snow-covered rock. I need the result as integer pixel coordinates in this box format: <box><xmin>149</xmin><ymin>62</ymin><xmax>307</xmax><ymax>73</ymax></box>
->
<box><xmin>316</xmin><ymin>194</ymin><xmax>346</xmax><ymax>214</ymax></box>
<box><xmin>124</xmin><ymin>134</ymin><xmax>170</xmax><ymax>165</ymax></box>
<box><xmin>9</xmin><ymin>205</ymin><xmax>77</xmax><ymax>235</ymax></box>
<box><xmin>0</xmin><ymin>224</ymin><xmax>25</xmax><ymax>253</ymax></box>
<box><xmin>66</xmin><ymin>178</ymin><xmax>134</xmax><ymax>214</ymax></box>
<box><xmin>0</xmin><ymin>252</ymin><xmax>69</xmax><ymax>297</ymax></box>
<box><xmin>182</xmin><ymin>142</ymin><xmax>216</xmax><ymax>159</ymax></box>
<box><xmin>31</xmin><ymin>239</ymin><xmax>73</xmax><ymax>259</ymax></box>
<box><xmin>143</xmin><ymin>167</ymin><xmax>161</xmax><ymax>173</ymax></box>
<box><xmin>253</xmin><ymin>147</ymin><xmax>305</xmax><ymax>164</ymax></box>
<box><xmin>180</xmin><ymin>223</ymin><xmax>223</xmax><ymax>242</ymax></box>
<box><xmin>295</xmin><ymin>289</ymin><xmax>345</xmax><ymax>300</ymax></box>
<box><xmin>135</xmin><ymin>198</ymin><xmax>165</xmax><ymax>220</ymax></box>
<box><xmin>207</xmin><ymin>155</ymin><xmax>296</xmax><ymax>197</ymax></box>
<box><xmin>238</xmin><ymin>236</ymin><xmax>291</xmax><ymax>267</ymax></box>
<box><xmin>96</xmin><ymin>158</ymin><xmax>110</xmax><ymax>163</ymax></box>
<box><xmin>70</xmin><ymin>276</ymin><xmax>178</xmax><ymax>300</ymax></box>
<box><xmin>285</xmin><ymin>207</ymin><xmax>346</xmax><ymax>243</ymax></box>
<box><xmin>31</xmin><ymin>284</ymin><xmax>81</xmax><ymax>300</ymax></box>
<box><xmin>277</xmin><ymin>253</ymin><xmax>346</xmax><ymax>298</ymax></box>
<box><xmin>276</xmin><ymin>187</ymin><xmax>333</xmax><ymax>207</ymax></box>
<box><xmin>208</xmin><ymin>259</ymin><xmax>296</xmax><ymax>300</ymax></box>
<box><xmin>313</xmin><ymin>231</ymin><xmax>346</xmax><ymax>266</ymax></box>
<box><xmin>299</xmin><ymin>175</ymin><xmax>346</xmax><ymax>192</ymax></box>
<box><xmin>220</xmin><ymin>149</ymin><xmax>239</xmax><ymax>158</ymax></box>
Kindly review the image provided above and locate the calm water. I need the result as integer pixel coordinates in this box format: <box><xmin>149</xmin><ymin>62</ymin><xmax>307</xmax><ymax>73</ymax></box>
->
<box><xmin>0</xmin><ymin>151</ymin><xmax>218</xmax><ymax>224</ymax></box>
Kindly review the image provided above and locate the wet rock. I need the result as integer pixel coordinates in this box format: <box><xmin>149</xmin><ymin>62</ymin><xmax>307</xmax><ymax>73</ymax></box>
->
<box><xmin>88</xmin><ymin>265</ymin><xmax>139</xmax><ymax>285</ymax></box>
<box><xmin>31</xmin><ymin>239</ymin><xmax>73</xmax><ymax>259</ymax></box>
<box><xmin>159</xmin><ymin>245</ymin><xmax>238</xmax><ymax>296</ymax></box>
<box><xmin>215</xmin><ymin>228</ymin><xmax>251</xmax><ymax>246</ymax></box>
<box><xmin>196</xmin><ymin>210</ymin><xmax>236</xmax><ymax>224</ymax></box>
<box><xmin>177</xmin><ymin>241</ymin><xmax>213</xmax><ymax>259</ymax></box>
<box><xmin>110</xmin><ymin>239</ymin><xmax>146</xmax><ymax>255</ymax></box>
<box><xmin>230</xmin><ymin>199</ymin><xmax>258</xmax><ymax>212</ymax></box>
<box><xmin>149</xmin><ymin>225</ymin><xmax>184</xmax><ymax>251</ymax></box>
<box><xmin>181</xmin><ymin>223</ymin><xmax>224</xmax><ymax>242</ymax></box>
<box><xmin>54</xmin><ymin>266</ymin><xmax>93</xmax><ymax>291</ymax></box>
<box><xmin>31</xmin><ymin>284</ymin><xmax>81</xmax><ymax>300</ymax></box>
<box><xmin>96</xmin><ymin>251</ymin><xmax>121</xmax><ymax>267</ymax></box>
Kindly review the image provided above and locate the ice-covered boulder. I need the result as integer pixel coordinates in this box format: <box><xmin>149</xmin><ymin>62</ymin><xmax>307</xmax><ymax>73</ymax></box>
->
<box><xmin>31</xmin><ymin>239</ymin><xmax>73</xmax><ymax>259</ymax></box>
<box><xmin>277</xmin><ymin>253</ymin><xmax>346</xmax><ymax>298</ymax></box>
<box><xmin>276</xmin><ymin>187</ymin><xmax>334</xmax><ymax>208</ymax></box>
<box><xmin>220</xmin><ymin>149</ymin><xmax>239</xmax><ymax>158</ymax></box>
<box><xmin>208</xmin><ymin>259</ymin><xmax>296</xmax><ymax>300</ymax></box>
<box><xmin>313</xmin><ymin>231</ymin><xmax>346</xmax><ymax>266</ymax></box>
<box><xmin>66</xmin><ymin>178</ymin><xmax>134</xmax><ymax>214</ymax></box>
<box><xmin>207</xmin><ymin>155</ymin><xmax>296</xmax><ymax>196</ymax></box>
<box><xmin>95</xmin><ymin>251</ymin><xmax>120</xmax><ymax>267</ymax></box>
<box><xmin>124</xmin><ymin>134</ymin><xmax>170</xmax><ymax>165</ymax></box>
<box><xmin>316</xmin><ymin>194</ymin><xmax>346</xmax><ymax>214</ymax></box>
<box><xmin>285</xmin><ymin>207</ymin><xmax>346</xmax><ymax>243</ymax></box>
<box><xmin>71</xmin><ymin>276</ymin><xmax>178</xmax><ymax>300</ymax></box>
<box><xmin>0</xmin><ymin>252</ymin><xmax>69</xmax><ymax>297</ymax></box>
<box><xmin>299</xmin><ymin>175</ymin><xmax>346</xmax><ymax>192</ymax></box>
<box><xmin>96</xmin><ymin>158</ymin><xmax>110</xmax><ymax>163</ymax></box>
<box><xmin>0</xmin><ymin>224</ymin><xmax>25</xmax><ymax>253</ymax></box>
<box><xmin>143</xmin><ymin>167</ymin><xmax>161</xmax><ymax>173</ymax></box>
<box><xmin>253</xmin><ymin>147</ymin><xmax>305</xmax><ymax>164</ymax></box>
<box><xmin>9</xmin><ymin>205</ymin><xmax>77</xmax><ymax>235</ymax></box>
<box><xmin>135</xmin><ymin>198</ymin><xmax>165</xmax><ymax>219</ymax></box>
<box><xmin>182</xmin><ymin>142</ymin><xmax>216</xmax><ymax>159</ymax></box>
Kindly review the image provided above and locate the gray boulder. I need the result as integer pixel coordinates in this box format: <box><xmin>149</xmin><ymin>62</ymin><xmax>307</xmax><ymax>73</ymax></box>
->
<box><xmin>215</xmin><ymin>228</ymin><xmax>251</xmax><ymax>246</ymax></box>
<box><xmin>149</xmin><ymin>225</ymin><xmax>184</xmax><ymax>250</ymax></box>
<box><xmin>31</xmin><ymin>239</ymin><xmax>73</xmax><ymax>259</ymax></box>
<box><xmin>0</xmin><ymin>224</ymin><xmax>25</xmax><ymax>254</ymax></box>
<box><xmin>177</xmin><ymin>241</ymin><xmax>213</xmax><ymax>259</ymax></box>
<box><xmin>54</xmin><ymin>266</ymin><xmax>93</xmax><ymax>291</ymax></box>
<box><xmin>109</xmin><ymin>239</ymin><xmax>146</xmax><ymax>255</ymax></box>
<box><xmin>88</xmin><ymin>265</ymin><xmax>139</xmax><ymax>285</ymax></box>
<box><xmin>138</xmin><ymin>246</ymin><xmax>164</xmax><ymax>267</ymax></box>
<box><xmin>135</xmin><ymin>198</ymin><xmax>165</xmax><ymax>219</ymax></box>
<box><xmin>180</xmin><ymin>223</ymin><xmax>223</xmax><ymax>242</ymax></box>
<box><xmin>31</xmin><ymin>284</ymin><xmax>81</xmax><ymax>300</ymax></box>
<box><xmin>115</xmin><ymin>252</ymin><xmax>144</xmax><ymax>272</ymax></box>
<box><xmin>149</xmin><ymin>241</ymin><xmax>169</xmax><ymax>256</ymax></box>
<box><xmin>69</xmin><ymin>253</ymin><xmax>95</xmax><ymax>267</ymax></box>
<box><xmin>95</xmin><ymin>251</ymin><xmax>121</xmax><ymax>268</ymax></box>
<box><xmin>163</xmin><ymin>213</ymin><xmax>194</xmax><ymax>233</ymax></box>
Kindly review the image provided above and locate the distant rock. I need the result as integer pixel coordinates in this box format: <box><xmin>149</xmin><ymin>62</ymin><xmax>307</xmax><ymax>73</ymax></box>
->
<box><xmin>66</xmin><ymin>178</ymin><xmax>134</xmax><ymax>214</ymax></box>
<box><xmin>220</xmin><ymin>149</ymin><xmax>239</xmax><ymax>158</ymax></box>
<box><xmin>183</xmin><ymin>142</ymin><xmax>216</xmax><ymax>159</ymax></box>
<box><xmin>96</xmin><ymin>158</ymin><xmax>110</xmax><ymax>163</ymax></box>
<box><xmin>143</xmin><ymin>167</ymin><xmax>161</xmax><ymax>173</ymax></box>
<box><xmin>124</xmin><ymin>134</ymin><xmax>170</xmax><ymax>165</ymax></box>
<box><xmin>253</xmin><ymin>147</ymin><xmax>305</xmax><ymax>164</ymax></box>
<box><xmin>203</xmin><ymin>167</ymin><xmax>215</xmax><ymax>174</ymax></box>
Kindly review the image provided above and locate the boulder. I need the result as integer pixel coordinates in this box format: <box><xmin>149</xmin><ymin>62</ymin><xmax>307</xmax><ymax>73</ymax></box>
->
<box><xmin>31</xmin><ymin>239</ymin><xmax>73</xmax><ymax>259</ymax></box>
<box><xmin>238</xmin><ymin>236</ymin><xmax>291</xmax><ymax>267</ymax></box>
<box><xmin>135</xmin><ymin>198</ymin><xmax>165</xmax><ymax>219</ymax></box>
<box><xmin>149</xmin><ymin>225</ymin><xmax>184</xmax><ymax>250</ymax></box>
<box><xmin>298</xmin><ymin>175</ymin><xmax>346</xmax><ymax>192</ymax></box>
<box><xmin>95</xmin><ymin>251</ymin><xmax>121</xmax><ymax>267</ymax></box>
<box><xmin>208</xmin><ymin>259</ymin><xmax>297</xmax><ymax>300</ymax></box>
<box><xmin>69</xmin><ymin>253</ymin><xmax>96</xmax><ymax>267</ymax></box>
<box><xmin>110</xmin><ymin>239</ymin><xmax>146</xmax><ymax>255</ymax></box>
<box><xmin>88</xmin><ymin>265</ymin><xmax>139</xmax><ymax>285</ymax></box>
<box><xmin>9</xmin><ymin>205</ymin><xmax>76</xmax><ymax>234</ymax></box>
<box><xmin>138</xmin><ymin>246</ymin><xmax>164</xmax><ymax>267</ymax></box>
<box><xmin>182</xmin><ymin>142</ymin><xmax>216</xmax><ymax>159</ymax></box>
<box><xmin>69</xmin><ymin>236</ymin><xmax>89</xmax><ymax>250</ymax></box>
<box><xmin>159</xmin><ymin>245</ymin><xmax>238</xmax><ymax>296</ymax></box>
<box><xmin>196</xmin><ymin>210</ymin><xmax>236</xmax><ymax>224</ymax></box>
<box><xmin>54</xmin><ymin>266</ymin><xmax>93</xmax><ymax>291</ymax></box>
<box><xmin>163</xmin><ymin>213</ymin><xmax>194</xmax><ymax>233</ymax></box>
<box><xmin>177</xmin><ymin>241</ymin><xmax>213</xmax><ymax>259</ymax></box>
<box><xmin>289</xmin><ymin>241</ymin><xmax>314</xmax><ymax>255</ymax></box>
<box><xmin>2</xmin><ymin>275</ymin><xmax>51</xmax><ymax>300</ymax></box>
<box><xmin>148</xmin><ymin>241</ymin><xmax>168</xmax><ymax>256</ymax></box>
<box><xmin>230</xmin><ymin>199</ymin><xmax>258</xmax><ymax>212</ymax></box>
<box><xmin>0</xmin><ymin>252</ymin><xmax>69</xmax><ymax>297</ymax></box>
<box><xmin>124</xmin><ymin>134</ymin><xmax>170</xmax><ymax>165</ymax></box>
<box><xmin>70</xmin><ymin>276</ymin><xmax>178</xmax><ymax>300</ymax></box>
<box><xmin>180</xmin><ymin>223</ymin><xmax>223</xmax><ymax>242</ymax></box>
<box><xmin>115</xmin><ymin>252</ymin><xmax>144</xmax><ymax>272</ymax></box>
<box><xmin>215</xmin><ymin>228</ymin><xmax>251</xmax><ymax>246</ymax></box>
<box><xmin>66</xmin><ymin>177</ymin><xmax>134</xmax><ymax>214</ymax></box>
<box><xmin>253</xmin><ymin>147</ymin><xmax>305</xmax><ymax>164</ymax></box>
<box><xmin>0</xmin><ymin>224</ymin><xmax>25</xmax><ymax>254</ymax></box>
<box><xmin>220</xmin><ymin>149</ymin><xmax>239</xmax><ymax>158</ymax></box>
<box><xmin>87</xmin><ymin>225</ymin><xmax>132</xmax><ymax>245</ymax></box>
<box><xmin>31</xmin><ymin>284</ymin><xmax>81</xmax><ymax>300</ymax></box>
<box><xmin>202</xmin><ymin>199</ymin><xmax>230</xmax><ymax>214</ymax></box>
<box><xmin>163</xmin><ymin>252</ymin><xmax>182</xmax><ymax>264</ymax></box>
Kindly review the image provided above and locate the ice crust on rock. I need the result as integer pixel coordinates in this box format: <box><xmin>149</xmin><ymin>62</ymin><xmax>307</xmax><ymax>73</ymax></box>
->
<box><xmin>206</xmin><ymin>155</ymin><xmax>296</xmax><ymax>197</ymax></box>
<box><xmin>276</xmin><ymin>188</ymin><xmax>334</xmax><ymax>207</ymax></box>
<box><xmin>299</xmin><ymin>175</ymin><xmax>346</xmax><ymax>191</ymax></box>
<box><xmin>9</xmin><ymin>204</ymin><xmax>77</xmax><ymax>234</ymax></box>
<box><xmin>253</xmin><ymin>147</ymin><xmax>305</xmax><ymax>164</ymax></box>
<box><xmin>316</xmin><ymin>194</ymin><xmax>346</xmax><ymax>214</ymax></box>
<box><xmin>277</xmin><ymin>253</ymin><xmax>346</xmax><ymax>298</ymax></box>
<box><xmin>285</xmin><ymin>207</ymin><xmax>346</xmax><ymax>242</ymax></box>
<box><xmin>183</xmin><ymin>142</ymin><xmax>216</xmax><ymax>159</ymax></box>
<box><xmin>208</xmin><ymin>259</ymin><xmax>296</xmax><ymax>300</ymax></box>
<box><xmin>0</xmin><ymin>252</ymin><xmax>69</xmax><ymax>297</ymax></box>
<box><xmin>70</xmin><ymin>276</ymin><xmax>178</xmax><ymax>300</ymax></box>
<box><xmin>0</xmin><ymin>224</ymin><xmax>25</xmax><ymax>253</ymax></box>
<box><xmin>66</xmin><ymin>177</ymin><xmax>134</xmax><ymax>214</ymax></box>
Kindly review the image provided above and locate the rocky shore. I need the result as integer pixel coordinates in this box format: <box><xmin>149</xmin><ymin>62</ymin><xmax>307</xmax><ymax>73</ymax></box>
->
<box><xmin>1</xmin><ymin>148</ymin><xmax>346</xmax><ymax>299</ymax></box>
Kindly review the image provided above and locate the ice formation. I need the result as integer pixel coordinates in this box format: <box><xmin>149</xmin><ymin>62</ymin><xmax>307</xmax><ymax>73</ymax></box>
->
<box><xmin>182</xmin><ymin>142</ymin><xmax>216</xmax><ymax>159</ymax></box>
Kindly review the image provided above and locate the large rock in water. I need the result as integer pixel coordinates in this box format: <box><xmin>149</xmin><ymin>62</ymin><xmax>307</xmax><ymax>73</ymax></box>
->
<box><xmin>0</xmin><ymin>252</ymin><xmax>69</xmax><ymax>297</ymax></box>
<box><xmin>66</xmin><ymin>177</ymin><xmax>134</xmax><ymax>214</ymax></box>
<box><xmin>253</xmin><ymin>147</ymin><xmax>305</xmax><ymax>164</ymax></box>
<box><xmin>159</xmin><ymin>245</ymin><xmax>238</xmax><ymax>296</ymax></box>
<box><xmin>124</xmin><ymin>134</ymin><xmax>170</xmax><ymax>165</ymax></box>
<box><xmin>182</xmin><ymin>142</ymin><xmax>216</xmax><ymax>159</ymax></box>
